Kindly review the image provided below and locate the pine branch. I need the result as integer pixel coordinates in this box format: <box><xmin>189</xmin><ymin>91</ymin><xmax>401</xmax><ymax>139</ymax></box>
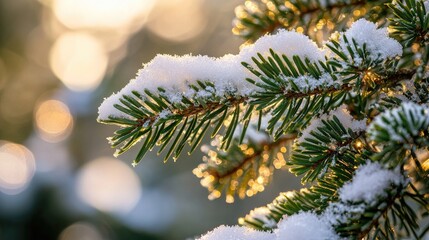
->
<box><xmin>99</xmin><ymin>84</ymin><xmax>249</xmax><ymax>164</ymax></box>
<box><xmin>388</xmin><ymin>0</ymin><xmax>429</xmax><ymax>47</ymax></box>
<box><xmin>98</xmin><ymin>30</ymin><xmax>327</xmax><ymax>165</ymax></box>
<box><xmin>194</xmin><ymin>133</ymin><xmax>295</xmax><ymax>202</ymax></box>
<box><xmin>316</xmin><ymin>162</ymin><xmax>418</xmax><ymax>239</ymax></box>
<box><xmin>239</xmin><ymin>158</ymin><xmax>428</xmax><ymax>239</ymax></box>
<box><xmin>388</xmin><ymin>0</ymin><xmax>429</xmax><ymax>77</ymax></box>
<box><xmin>95</xmin><ymin>0</ymin><xmax>429</xmax><ymax>237</ymax></box>
<box><xmin>130</xmin><ymin>96</ymin><xmax>246</xmax><ymax>129</ymax></box>
<box><xmin>244</xmin><ymin>49</ymin><xmax>412</xmax><ymax>140</ymax></box>
<box><xmin>412</xmin><ymin>77</ymin><xmax>429</xmax><ymax>103</ymax></box>
<box><xmin>335</xmin><ymin>183</ymin><xmax>404</xmax><ymax>238</ymax></box>
<box><xmin>326</xmin><ymin>26</ymin><xmax>404</xmax><ymax>90</ymax></box>
<box><xmin>240</xmin><ymin>158</ymin><xmax>357</xmax><ymax>230</ymax></box>
<box><xmin>243</xmin><ymin>52</ymin><xmax>348</xmax><ymax>138</ymax></box>
<box><xmin>368</xmin><ymin>102</ymin><xmax>429</xmax><ymax>170</ymax></box>
<box><xmin>99</xmin><ymin>20</ymin><xmax>410</xmax><ymax>166</ymax></box>
<box><xmin>290</xmin><ymin>114</ymin><xmax>366</xmax><ymax>183</ymax></box>
<box><xmin>337</xmin><ymin>174</ymin><xmax>428</xmax><ymax>239</ymax></box>
<box><xmin>233</xmin><ymin>0</ymin><xmax>391</xmax><ymax>42</ymax></box>
<box><xmin>209</xmin><ymin>136</ymin><xmax>292</xmax><ymax>179</ymax></box>
<box><xmin>239</xmin><ymin>189</ymin><xmax>325</xmax><ymax>230</ymax></box>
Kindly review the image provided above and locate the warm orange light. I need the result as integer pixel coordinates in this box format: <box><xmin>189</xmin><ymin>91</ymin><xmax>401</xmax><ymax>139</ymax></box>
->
<box><xmin>208</xmin><ymin>189</ymin><xmax>221</xmax><ymax>200</ymax></box>
<box><xmin>147</xmin><ymin>0</ymin><xmax>207</xmax><ymax>42</ymax></box>
<box><xmin>0</xmin><ymin>141</ymin><xmax>35</xmax><ymax>195</ymax></box>
<box><xmin>76</xmin><ymin>157</ymin><xmax>142</xmax><ymax>214</ymax></box>
<box><xmin>226</xmin><ymin>195</ymin><xmax>235</xmax><ymax>203</ymax></box>
<box><xmin>49</xmin><ymin>32</ymin><xmax>108</xmax><ymax>91</ymax></box>
<box><xmin>245</xmin><ymin>0</ymin><xmax>260</xmax><ymax>13</ymax></box>
<box><xmin>35</xmin><ymin>99</ymin><xmax>73</xmax><ymax>142</ymax></box>
<box><xmin>354</xmin><ymin>140</ymin><xmax>363</xmax><ymax>149</ymax></box>
<box><xmin>52</xmin><ymin>0</ymin><xmax>155</xmax><ymax>30</ymax></box>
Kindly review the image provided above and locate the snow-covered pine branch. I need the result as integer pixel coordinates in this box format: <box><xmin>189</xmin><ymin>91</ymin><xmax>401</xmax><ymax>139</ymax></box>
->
<box><xmin>368</xmin><ymin>101</ymin><xmax>429</xmax><ymax>170</ymax></box>
<box><xmin>290</xmin><ymin>105</ymin><xmax>367</xmax><ymax>183</ymax></box>
<box><xmin>98</xmin><ymin>19</ymin><xmax>408</xmax><ymax>164</ymax></box>
<box><xmin>98</xmin><ymin>30</ymin><xmax>323</xmax><ymax>122</ymax></box>
<box><xmin>198</xmin><ymin>162</ymin><xmax>406</xmax><ymax>240</ymax></box>
<box><xmin>232</xmin><ymin>0</ymin><xmax>393</xmax><ymax>42</ymax></box>
<box><xmin>97</xmin><ymin>0</ymin><xmax>429</xmax><ymax>237</ymax></box>
<box><xmin>98</xmin><ymin>29</ymin><xmax>326</xmax><ymax>164</ymax></box>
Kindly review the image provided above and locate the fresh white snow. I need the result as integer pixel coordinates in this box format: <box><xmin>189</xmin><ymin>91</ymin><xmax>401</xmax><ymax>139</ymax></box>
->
<box><xmin>98</xmin><ymin>30</ymin><xmax>325</xmax><ymax>121</ymax></box>
<box><xmin>239</xmin><ymin>29</ymin><xmax>325</xmax><ymax>64</ymax></box>
<box><xmin>280</xmin><ymin>73</ymin><xmax>336</xmax><ymax>93</ymax></box>
<box><xmin>338</xmin><ymin>19</ymin><xmax>402</xmax><ymax>66</ymax></box>
<box><xmin>197</xmin><ymin>212</ymin><xmax>340</xmax><ymax>240</ymax></box>
<box><xmin>276</xmin><ymin>212</ymin><xmax>340</xmax><ymax>240</ymax></box>
<box><xmin>368</xmin><ymin>102</ymin><xmax>429</xmax><ymax>143</ymax></box>
<box><xmin>246</xmin><ymin>207</ymin><xmax>277</xmax><ymax>228</ymax></box>
<box><xmin>196</xmin><ymin>225</ymin><xmax>273</xmax><ymax>240</ymax></box>
<box><xmin>338</xmin><ymin>161</ymin><xmax>404</xmax><ymax>204</ymax></box>
<box><xmin>324</xmin><ymin>161</ymin><xmax>405</xmax><ymax>226</ymax></box>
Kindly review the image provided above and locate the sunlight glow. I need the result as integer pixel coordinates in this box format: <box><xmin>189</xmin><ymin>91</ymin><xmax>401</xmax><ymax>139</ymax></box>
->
<box><xmin>35</xmin><ymin>99</ymin><xmax>73</xmax><ymax>142</ymax></box>
<box><xmin>76</xmin><ymin>157</ymin><xmax>142</xmax><ymax>214</ymax></box>
<box><xmin>52</xmin><ymin>0</ymin><xmax>155</xmax><ymax>30</ymax></box>
<box><xmin>49</xmin><ymin>32</ymin><xmax>108</xmax><ymax>91</ymax></box>
<box><xmin>0</xmin><ymin>141</ymin><xmax>35</xmax><ymax>195</ymax></box>
<box><xmin>147</xmin><ymin>0</ymin><xmax>207</xmax><ymax>42</ymax></box>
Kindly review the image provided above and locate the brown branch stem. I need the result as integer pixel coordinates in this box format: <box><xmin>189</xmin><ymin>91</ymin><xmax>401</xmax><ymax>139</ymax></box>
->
<box><xmin>211</xmin><ymin>134</ymin><xmax>297</xmax><ymax>179</ymax></box>
<box><xmin>135</xmin><ymin>69</ymin><xmax>415</xmax><ymax>128</ymax></box>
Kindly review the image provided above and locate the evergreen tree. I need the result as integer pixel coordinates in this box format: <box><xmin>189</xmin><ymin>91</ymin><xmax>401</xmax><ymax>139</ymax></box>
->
<box><xmin>98</xmin><ymin>0</ymin><xmax>429</xmax><ymax>239</ymax></box>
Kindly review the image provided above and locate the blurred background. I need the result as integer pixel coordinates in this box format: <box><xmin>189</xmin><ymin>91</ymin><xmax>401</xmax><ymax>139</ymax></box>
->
<box><xmin>0</xmin><ymin>0</ymin><xmax>300</xmax><ymax>239</ymax></box>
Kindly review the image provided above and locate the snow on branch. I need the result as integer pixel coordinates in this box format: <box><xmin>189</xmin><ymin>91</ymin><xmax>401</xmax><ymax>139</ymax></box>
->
<box><xmin>323</xmin><ymin>161</ymin><xmax>405</xmax><ymax>232</ymax></box>
<box><xmin>327</xmin><ymin>19</ymin><xmax>403</xmax><ymax>74</ymax></box>
<box><xmin>275</xmin><ymin>212</ymin><xmax>339</xmax><ymax>240</ymax></box>
<box><xmin>98</xmin><ymin>30</ymin><xmax>324</xmax><ymax>121</ymax></box>
<box><xmin>244</xmin><ymin>207</ymin><xmax>278</xmax><ymax>229</ymax></box>
<box><xmin>197</xmin><ymin>213</ymin><xmax>339</xmax><ymax>240</ymax></box>
<box><xmin>198</xmin><ymin>162</ymin><xmax>405</xmax><ymax>239</ymax></box>
<box><xmin>337</xmin><ymin>161</ymin><xmax>405</xmax><ymax>204</ymax></box>
<box><xmin>97</xmin><ymin>54</ymin><xmax>250</xmax><ymax>121</ymax></box>
<box><xmin>368</xmin><ymin>101</ymin><xmax>429</xmax><ymax>144</ymax></box>
<box><xmin>239</xmin><ymin>30</ymin><xmax>324</xmax><ymax>64</ymax></box>
<box><xmin>232</xmin><ymin>0</ymin><xmax>391</xmax><ymax>42</ymax></box>
<box><xmin>340</xmin><ymin>19</ymin><xmax>402</xmax><ymax>65</ymax></box>
<box><xmin>196</xmin><ymin>225</ymin><xmax>272</xmax><ymax>240</ymax></box>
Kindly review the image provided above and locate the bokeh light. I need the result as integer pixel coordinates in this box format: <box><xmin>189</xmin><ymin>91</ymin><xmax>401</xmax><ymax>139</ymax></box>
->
<box><xmin>34</xmin><ymin>99</ymin><xmax>73</xmax><ymax>142</ymax></box>
<box><xmin>49</xmin><ymin>32</ymin><xmax>108</xmax><ymax>91</ymax></box>
<box><xmin>76</xmin><ymin>157</ymin><xmax>142</xmax><ymax>214</ymax></box>
<box><xmin>147</xmin><ymin>0</ymin><xmax>207</xmax><ymax>42</ymax></box>
<box><xmin>0</xmin><ymin>0</ymin><xmax>280</xmax><ymax>239</ymax></box>
<box><xmin>0</xmin><ymin>141</ymin><xmax>35</xmax><ymax>195</ymax></box>
<box><xmin>52</xmin><ymin>0</ymin><xmax>155</xmax><ymax>31</ymax></box>
<box><xmin>59</xmin><ymin>221</ymin><xmax>105</xmax><ymax>240</ymax></box>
